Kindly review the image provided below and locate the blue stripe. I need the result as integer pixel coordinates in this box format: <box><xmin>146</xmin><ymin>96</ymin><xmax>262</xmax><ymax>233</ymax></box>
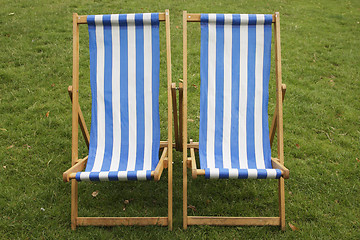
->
<box><xmin>264</xmin><ymin>14</ymin><xmax>273</xmax><ymax>25</ymax></box>
<box><xmin>151</xmin><ymin>13</ymin><xmax>160</xmax><ymax>170</ymax></box>
<box><xmin>257</xmin><ymin>169</ymin><xmax>267</xmax><ymax>179</ymax></box>
<box><xmin>238</xmin><ymin>169</ymin><xmax>248</xmax><ymax>179</ymax></box>
<box><xmin>214</xmin><ymin>14</ymin><xmax>224</xmax><ymax>168</ymax></box>
<box><xmin>199</xmin><ymin>14</ymin><xmax>209</xmax><ymax>169</ymax></box>
<box><xmin>230</xmin><ymin>14</ymin><xmax>240</xmax><ymax>169</ymax></box>
<box><xmin>119</xmin><ymin>14</ymin><xmax>129</xmax><ymax>171</ymax></box>
<box><xmin>232</xmin><ymin>14</ymin><xmax>241</xmax><ymax>25</ymax></box>
<box><xmin>108</xmin><ymin>171</ymin><xmax>119</xmax><ymax>181</ymax></box>
<box><xmin>101</xmin><ymin>15</ymin><xmax>113</xmax><ymax>171</ymax></box>
<box><xmin>135</xmin><ymin>14</ymin><xmax>145</xmax><ymax>171</ymax></box>
<box><xmin>262</xmin><ymin>20</ymin><xmax>272</xmax><ymax>168</ymax></box>
<box><xmin>248</xmin><ymin>15</ymin><xmax>257</xmax><ymax>25</ymax></box>
<box><xmin>89</xmin><ymin>172</ymin><xmax>100</xmax><ymax>181</ymax></box>
<box><xmin>246</xmin><ymin>14</ymin><xmax>257</xmax><ymax>168</ymax></box>
<box><xmin>275</xmin><ymin>169</ymin><xmax>282</xmax><ymax>179</ymax></box>
<box><xmin>127</xmin><ymin>171</ymin><xmax>138</xmax><ymax>180</ymax></box>
<box><xmin>86</xmin><ymin>15</ymin><xmax>98</xmax><ymax>172</ymax></box>
<box><xmin>218</xmin><ymin>168</ymin><xmax>229</xmax><ymax>179</ymax></box>
<box><xmin>205</xmin><ymin>168</ymin><xmax>210</xmax><ymax>179</ymax></box>
<box><xmin>75</xmin><ymin>172</ymin><xmax>81</xmax><ymax>181</ymax></box>
<box><xmin>146</xmin><ymin>170</ymin><xmax>152</xmax><ymax>180</ymax></box>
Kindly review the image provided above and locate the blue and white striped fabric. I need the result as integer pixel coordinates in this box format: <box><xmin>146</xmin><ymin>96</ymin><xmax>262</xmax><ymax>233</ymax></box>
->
<box><xmin>199</xmin><ymin>14</ymin><xmax>281</xmax><ymax>179</ymax></box>
<box><xmin>76</xmin><ymin>13</ymin><xmax>161</xmax><ymax>181</ymax></box>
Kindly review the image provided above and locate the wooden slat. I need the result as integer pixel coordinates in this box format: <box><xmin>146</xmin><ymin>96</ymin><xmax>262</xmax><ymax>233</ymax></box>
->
<box><xmin>274</xmin><ymin>12</ymin><xmax>286</xmax><ymax>231</ymax></box>
<box><xmin>186</xmin><ymin>13</ymin><xmax>275</xmax><ymax>22</ymax></box>
<box><xmin>153</xmin><ymin>147</ymin><xmax>168</xmax><ymax>181</ymax></box>
<box><xmin>71</xmin><ymin>12</ymin><xmax>80</xmax><ymax>231</ymax></box>
<box><xmin>190</xmin><ymin>140</ymin><xmax>197</xmax><ymax>179</ymax></box>
<box><xmin>178</xmin><ymin>82</ymin><xmax>183</xmax><ymax>152</ymax></box>
<box><xmin>187</xmin><ymin>141</ymin><xmax>199</xmax><ymax>149</ymax></box>
<box><xmin>269</xmin><ymin>84</ymin><xmax>286</xmax><ymax>148</ymax></box>
<box><xmin>182</xmin><ymin>11</ymin><xmax>189</xmax><ymax>230</ymax></box>
<box><xmin>68</xmin><ymin>86</ymin><xmax>90</xmax><ymax>149</ymax></box>
<box><xmin>274</xmin><ymin>12</ymin><xmax>284</xmax><ymax>166</ymax></box>
<box><xmin>187</xmin><ymin>216</ymin><xmax>280</xmax><ymax>226</ymax></box>
<box><xmin>165</xmin><ymin>9</ymin><xmax>173</xmax><ymax>231</ymax></box>
<box><xmin>77</xmin><ymin>13</ymin><xmax>166</xmax><ymax>24</ymax></box>
<box><xmin>171</xmin><ymin>83</ymin><xmax>180</xmax><ymax>151</ymax></box>
<box><xmin>77</xmin><ymin>217</ymin><xmax>168</xmax><ymax>226</ymax></box>
<box><xmin>160</xmin><ymin>141</ymin><xmax>175</xmax><ymax>148</ymax></box>
<box><xmin>196</xmin><ymin>169</ymin><xmax>205</xmax><ymax>175</ymax></box>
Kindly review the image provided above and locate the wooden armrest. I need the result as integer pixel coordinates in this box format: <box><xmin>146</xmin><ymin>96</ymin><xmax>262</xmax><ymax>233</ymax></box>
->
<box><xmin>271</xmin><ymin>158</ymin><xmax>289</xmax><ymax>179</ymax></box>
<box><xmin>63</xmin><ymin>156</ymin><xmax>88</xmax><ymax>182</ymax></box>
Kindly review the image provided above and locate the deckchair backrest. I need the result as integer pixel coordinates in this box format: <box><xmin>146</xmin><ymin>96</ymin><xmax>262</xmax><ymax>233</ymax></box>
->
<box><xmin>199</xmin><ymin>14</ymin><xmax>273</xmax><ymax>170</ymax></box>
<box><xmin>85</xmin><ymin>13</ymin><xmax>161</xmax><ymax>180</ymax></box>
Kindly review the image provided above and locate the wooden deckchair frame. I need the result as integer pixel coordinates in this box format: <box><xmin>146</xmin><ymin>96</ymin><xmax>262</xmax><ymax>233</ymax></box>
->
<box><xmin>63</xmin><ymin>10</ymin><xmax>173</xmax><ymax>230</ymax></box>
<box><xmin>182</xmin><ymin>11</ymin><xmax>289</xmax><ymax>230</ymax></box>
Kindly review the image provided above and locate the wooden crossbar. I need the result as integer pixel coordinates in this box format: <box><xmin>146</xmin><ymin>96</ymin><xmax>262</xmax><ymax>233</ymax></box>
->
<box><xmin>188</xmin><ymin>217</ymin><xmax>280</xmax><ymax>226</ymax></box>
<box><xmin>76</xmin><ymin>217</ymin><xmax>168</xmax><ymax>226</ymax></box>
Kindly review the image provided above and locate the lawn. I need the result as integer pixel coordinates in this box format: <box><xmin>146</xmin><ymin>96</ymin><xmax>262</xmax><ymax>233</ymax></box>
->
<box><xmin>0</xmin><ymin>0</ymin><xmax>359</xmax><ymax>239</ymax></box>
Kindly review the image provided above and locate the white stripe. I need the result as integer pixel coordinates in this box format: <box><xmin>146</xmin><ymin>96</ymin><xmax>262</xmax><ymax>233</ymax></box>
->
<box><xmin>92</xmin><ymin>15</ymin><xmax>106</xmax><ymax>172</ymax></box>
<box><xmin>222</xmin><ymin>14</ymin><xmax>232</xmax><ymax>169</ymax></box>
<box><xmin>266</xmin><ymin>169</ymin><xmax>277</xmax><ymax>178</ymax></box>
<box><xmin>143</xmin><ymin>13</ymin><xmax>153</xmax><ymax>170</ymax></box>
<box><xmin>254</xmin><ymin>15</ymin><xmax>265</xmax><ymax>169</ymax></box>
<box><xmin>127</xmin><ymin>14</ymin><xmax>137</xmax><ymax>171</ymax></box>
<box><xmin>228</xmin><ymin>168</ymin><xmax>238</xmax><ymax>178</ymax></box>
<box><xmin>136</xmin><ymin>170</ymin><xmax>148</xmax><ymax>180</ymax></box>
<box><xmin>210</xmin><ymin>168</ymin><xmax>219</xmax><ymax>179</ymax></box>
<box><xmin>248</xmin><ymin>169</ymin><xmax>258</xmax><ymax>179</ymax></box>
<box><xmin>117</xmin><ymin>171</ymin><xmax>128</xmax><ymax>181</ymax></box>
<box><xmin>99</xmin><ymin>172</ymin><xmax>109</xmax><ymax>181</ymax></box>
<box><xmin>80</xmin><ymin>172</ymin><xmax>90</xmax><ymax>181</ymax></box>
<box><xmin>238</xmin><ymin>14</ymin><xmax>248</xmax><ymax>169</ymax></box>
<box><xmin>206</xmin><ymin>14</ymin><xmax>217</xmax><ymax>169</ymax></box>
<box><xmin>110</xmin><ymin>14</ymin><xmax>121</xmax><ymax>171</ymax></box>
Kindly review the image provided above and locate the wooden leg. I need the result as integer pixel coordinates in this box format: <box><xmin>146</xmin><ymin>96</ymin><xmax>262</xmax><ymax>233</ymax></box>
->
<box><xmin>71</xmin><ymin>179</ymin><xmax>78</xmax><ymax>230</ymax></box>
<box><xmin>183</xmin><ymin>158</ymin><xmax>188</xmax><ymax>229</ymax></box>
<box><xmin>279</xmin><ymin>177</ymin><xmax>285</xmax><ymax>231</ymax></box>
<box><xmin>168</xmin><ymin>152</ymin><xmax>173</xmax><ymax>230</ymax></box>
<box><xmin>182</xmin><ymin>10</ymin><xmax>188</xmax><ymax>229</ymax></box>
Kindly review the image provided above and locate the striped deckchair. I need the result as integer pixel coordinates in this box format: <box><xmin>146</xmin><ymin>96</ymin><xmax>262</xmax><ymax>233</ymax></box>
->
<box><xmin>63</xmin><ymin>10</ymin><xmax>173</xmax><ymax>230</ymax></box>
<box><xmin>182</xmin><ymin>12</ymin><xmax>289</xmax><ymax>230</ymax></box>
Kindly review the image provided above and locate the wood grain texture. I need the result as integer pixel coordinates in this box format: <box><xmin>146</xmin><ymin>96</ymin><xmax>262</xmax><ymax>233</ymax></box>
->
<box><xmin>182</xmin><ymin>10</ymin><xmax>189</xmax><ymax>230</ymax></box>
<box><xmin>188</xmin><ymin>217</ymin><xmax>280</xmax><ymax>226</ymax></box>
<box><xmin>77</xmin><ymin>217</ymin><xmax>168</xmax><ymax>226</ymax></box>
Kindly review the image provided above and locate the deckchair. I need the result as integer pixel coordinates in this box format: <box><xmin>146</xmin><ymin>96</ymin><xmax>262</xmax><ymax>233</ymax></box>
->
<box><xmin>182</xmin><ymin>12</ymin><xmax>289</xmax><ymax>230</ymax></box>
<box><xmin>63</xmin><ymin>10</ymin><xmax>173</xmax><ymax>230</ymax></box>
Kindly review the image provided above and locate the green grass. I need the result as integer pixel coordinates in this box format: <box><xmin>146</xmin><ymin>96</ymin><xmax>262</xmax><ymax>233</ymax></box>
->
<box><xmin>1</xmin><ymin>0</ymin><xmax>360</xmax><ymax>239</ymax></box>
